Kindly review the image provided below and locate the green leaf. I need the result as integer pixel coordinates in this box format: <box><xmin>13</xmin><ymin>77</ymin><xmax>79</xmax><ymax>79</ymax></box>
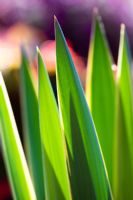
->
<box><xmin>55</xmin><ymin>17</ymin><xmax>112</xmax><ymax>200</ymax></box>
<box><xmin>38</xmin><ymin>48</ymin><xmax>71</xmax><ymax>200</ymax></box>
<box><xmin>20</xmin><ymin>49</ymin><xmax>45</xmax><ymax>200</ymax></box>
<box><xmin>85</xmin><ymin>13</ymin><xmax>116</xmax><ymax>186</ymax></box>
<box><xmin>0</xmin><ymin>72</ymin><xmax>36</xmax><ymax>200</ymax></box>
<box><xmin>114</xmin><ymin>24</ymin><xmax>133</xmax><ymax>200</ymax></box>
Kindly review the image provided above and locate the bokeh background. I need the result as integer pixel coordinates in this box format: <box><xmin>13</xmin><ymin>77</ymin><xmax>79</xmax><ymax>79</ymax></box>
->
<box><xmin>0</xmin><ymin>0</ymin><xmax>133</xmax><ymax>199</ymax></box>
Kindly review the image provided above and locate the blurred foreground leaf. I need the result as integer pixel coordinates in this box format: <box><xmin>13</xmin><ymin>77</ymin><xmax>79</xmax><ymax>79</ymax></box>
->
<box><xmin>20</xmin><ymin>49</ymin><xmax>45</xmax><ymax>200</ymax></box>
<box><xmin>0</xmin><ymin>73</ymin><xmax>36</xmax><ymax>200</ymax></box>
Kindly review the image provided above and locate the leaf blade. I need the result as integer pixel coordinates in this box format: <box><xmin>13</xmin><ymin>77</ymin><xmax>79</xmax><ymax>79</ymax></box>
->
<box><xmin>20</xmin><ymin>49</ymin><xmax>45</xmax><ymax>200</ymax></box>
<box><xmin>38</xmin><ymin>49</ymin><xmax>71</xmax><ymax>200</ymax></box>
<box><xmin>114</xmin><ymin>24</ymin><xmax>133</xmax><ymax>199</ymax></box>
<box><xmin>55</xmin><ymin>17</ymin><xmax>112</xmax><ymax>200</ymax></box>
<box><xmin>85</xmin><ymin>13</ymin><xmax>116</xmax><ymax>186</ymax></box>
<box><xmin>0</xmin><ymin>73</ymin><xmax>36</xmax><ymax>200</ymax></box>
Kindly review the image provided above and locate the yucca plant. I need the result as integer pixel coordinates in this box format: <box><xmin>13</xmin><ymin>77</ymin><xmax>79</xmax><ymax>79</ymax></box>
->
<box><xmin>0</xmin><ymin>12</ymin><xmax>132</xmax><ymax>200</ymax></box>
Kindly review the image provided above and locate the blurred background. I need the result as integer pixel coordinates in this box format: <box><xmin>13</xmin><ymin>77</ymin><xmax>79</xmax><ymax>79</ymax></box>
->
<box><xmin>0</xmin><ymin>0</ymin><xmax>133</xmax><ymax>199</ymax></box>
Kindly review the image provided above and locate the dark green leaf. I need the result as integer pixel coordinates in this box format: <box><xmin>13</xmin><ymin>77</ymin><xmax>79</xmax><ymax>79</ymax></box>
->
<box><xmin>20</xmin><ymin>49</ymin><xmax>45</xmax><ymax>200</ymax></box>
<box><xmin>55</xmin><ymin>16</ymin><xmax>112</xmax><ymax>200</ymax></box>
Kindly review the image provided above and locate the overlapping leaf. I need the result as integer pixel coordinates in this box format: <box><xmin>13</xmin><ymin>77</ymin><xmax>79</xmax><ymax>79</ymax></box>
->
<box><xmin>20</xmin><ymin>49</ymin><xmax>45</xmax><ymax>200</ymax></box>
<box><xmin>0</xmin><ymin>73</ymin><xmax>36</xmax><ymax>200</ymax></box>
<box><xmin>85</xmin><ymin>13</ymin><xmax>116</xmax><ymax>185</ymax></box>
<box><xmin>38</xmin><ymin>49</ymin><xmax>71</xmax><ymax>200</ymax></box>
<box><xmin>114</xmin><ymin>24</ymin><xmax>133</xmax><ymax>199</ymax></box>
<box><xmin>55</xmin><ymin>17</ymin><xmax>112</xmax><ymax>200</ymax></box>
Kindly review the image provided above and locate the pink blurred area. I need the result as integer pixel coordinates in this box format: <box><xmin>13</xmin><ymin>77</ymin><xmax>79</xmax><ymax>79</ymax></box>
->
<box><xmin>39</xmin><ymin>40</ymin><xmax>86</xmax><ymax>84</ymax></box>
<box><xmin>0</xmin><ymin>0</ymin><xmax>133</xmax><ymax>65</ymax></box>
<box><xmin>0</xmin><ymin>23</ymin><xmax>45</xmax><ymax>70</ymax></box>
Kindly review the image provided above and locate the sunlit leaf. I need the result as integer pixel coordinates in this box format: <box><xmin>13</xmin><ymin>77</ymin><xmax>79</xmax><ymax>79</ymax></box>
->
<box><xmin>55</xmin><ymin>16</ymin><xmax>112</xmax><ymax>200</ymax></box>
<box><xmin>114</xmin><ymin>24</ymin><xmax>133</xmax><ymax>200</ymax></box>
<box><xmin>0</xmin><ymin>72</ymin><xmax>36</xmax><ymax>200</ymax></box>
<box><xmin>85</xmin><ymin>13</ymin><xmax>116</xmax><ymax>186</ymax></box>
<box><xmin>20</xmin><ymin>49</ymin><xmax>45</xmax><ymax>200</ymax></box>
<box><xmin>38</xmin><ymin>48</ymin><xmax>71</xmax><ymax>200</ymax></box>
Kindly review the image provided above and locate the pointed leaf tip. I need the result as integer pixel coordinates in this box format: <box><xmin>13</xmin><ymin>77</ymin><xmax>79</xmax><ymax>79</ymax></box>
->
<box><xmin>120</xmin><ymin>23</ymin><xmax>125</xmax><ymax>35</ymax></box>
<box><xmin>54</xmin><ymin>15</ymin><xmax>57</xmax><ymax>22</ymax></box>
<box><xmin>54</xmin><ymin>16</ymin><xmax>63</xmax><ymax>36</ymax></box>
<box><xmin>93</xmin><ymin>7</ymin><xmax>99</xmax><ymax>16</ymax></box>
<box><xmin>92</xmin><ymin>7</ymin><xmax>102</xmax><ymax>22</ymax></box>
<box><xmin>36</xmin><ymin>46</ymin><xmax>40</xmax><ymax>53</ymax></box>
<box><xmin>37</xmin><ymin>47</ymin><xmax>42</xmax><ymax>61</ymax></box>
<box><xmin>21</xmin><ymin>46</ymin><xmax>27</xmax><ymax>59</ymax></box>
<box><xmin>54</xmin><ymin>15</ymin><xmax>59</xmax><ymax>29</ymax></box>
<box><xmin>37</xmin><ymin>48</ymin><xmax>46</xmax><ymax>73</ymax></box>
